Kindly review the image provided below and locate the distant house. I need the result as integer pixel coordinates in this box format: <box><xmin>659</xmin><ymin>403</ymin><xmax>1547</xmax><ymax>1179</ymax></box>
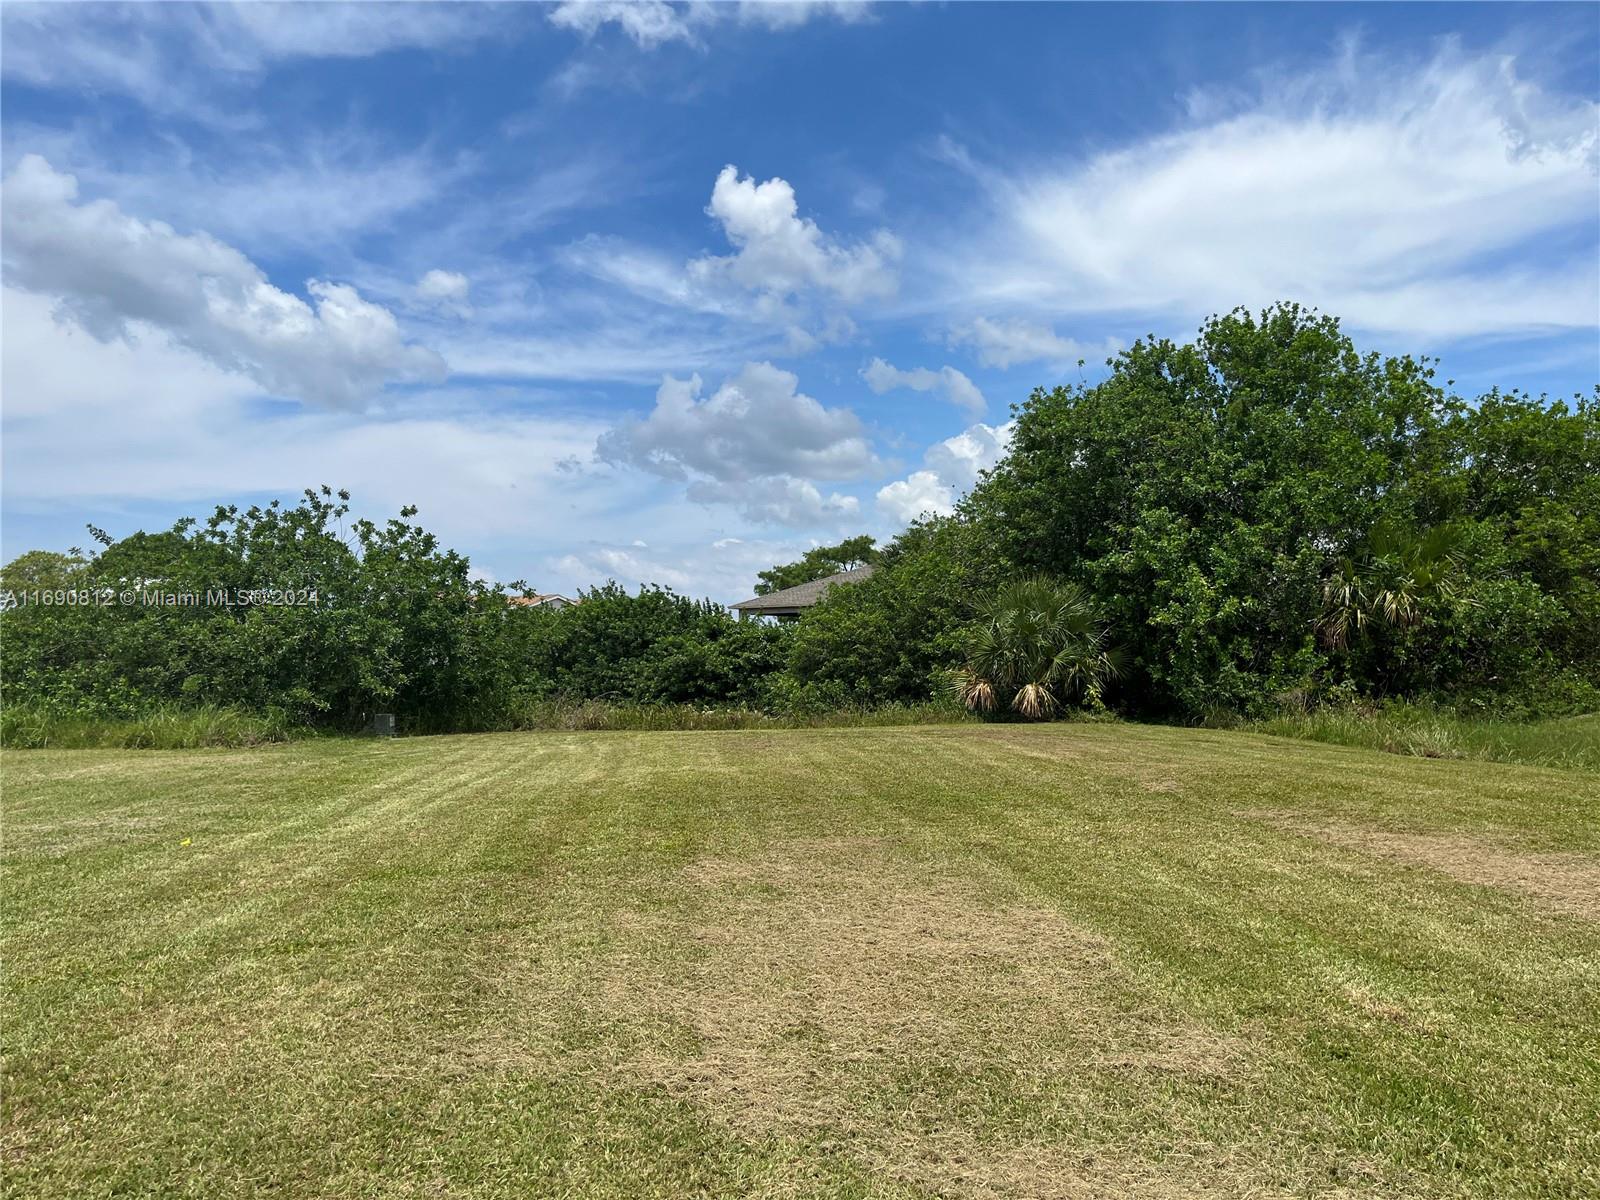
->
<box><xmin>507</xmin><ymin>593</ymin><xmax>577</xmax><ymax>611</ymax></box>
<box><xmin>731</xmin><ymin>565</ymin><xmax>875</xmax><ymax>622</ymax></box>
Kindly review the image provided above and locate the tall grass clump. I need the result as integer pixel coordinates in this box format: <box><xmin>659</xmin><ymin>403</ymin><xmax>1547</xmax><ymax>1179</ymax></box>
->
<box><xmin>499</xmin><ymin>697</ymin><xmax>977</xmax><ymax>733</ymax></box>
<box><xmin>0</xmin><ymin>703</ymin><xmax>299</xmax><ymax>750</ymax></box>
<box><xmin>1250</xmin><ymin>702</ymin><xmax>1600</xmax><ymax>773</ymax></box>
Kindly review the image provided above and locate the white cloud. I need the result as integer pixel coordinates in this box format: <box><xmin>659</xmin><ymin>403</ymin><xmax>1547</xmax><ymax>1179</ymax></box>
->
<box><xmin>562</xmin><ymin>167</ymin><xmax>895</xmax><ymax>353</ymax></box>
<box><xmin>875</xmin><ymin>419</ymin><xmax>1013</xmax><ymax>523</ymax></box>
<box><xmin>416</xmin><ymin>269</ymin><xmax>473</xmax><ymax>317</ymax></box>
<box><xmin>595</xmin><ymin>362</ymin><xmax>877</xmax><ymax>527</ymax></box>
<box><xmin>1</xmin><ymin>155</ymin><xmax>444</xmax><ymax>407</ymax></box>
<box><xmin>947</xmin><ymin>318</ymin><xmax>1120</xmax><ymax>370</ymax></box>
<box><xmin>0</xmin><ymin>286</ymin><xmax>610</xmax><ymax>538</ymax></box>
<box><xmin>687</xmin><ymin>475</ymin><xmax>860</xmax><ymax>527</ymax></box>
<box><xmin>596</xmin><ymin>361</ymin><xmax>875</xmax><ymax>483</ymax></box>
<box><xmin>549</xmin><ymin>532</ymin><xmax>816</xmax><ymax>604</ymax></box>
<box><xmin>0</xmin><ymin>283</ymin><xmax>838</xmax><ymax>606</ymax></box>
<box><xmin>690</xmin><ymin>165</ymin><xmax>900</xmax><ymax>306</ymax></box>
<box><xmin>730</xmin><ymin>1</ymin><xmax>872</xmax><ymax>31</ymax></box>
<box><xmin>555</xmin><ymin>544</ymin><xmax>696</xmax><ymax>589</ymax></box>
<box><xmin>548</xmin><ymin>1</ymin><xmax>869</xmax><ymax>48</ymax></box>
<box><xmin>861</xmin><ymin>357</ymin><xmax>985</xmax><ymax>413</ymax></box>
<box><xmin>0</xmin><ymin>3</ymin><xmax>504</xmax><ymax>122</ymax></box>
<box><xmin>875</xmin><ymin>471</ymin><xmax>952</xmax><ymax>525</ymax></box>
<box><xmin>925</xmin><ymin>420</ymin><xmax>1014</xmax><ymax>491</ymax></box>
<box><xmin>549</xmin><ymin>1</ymin><xmax>696</xmax><ymax>49</ymax></box>
<box><xmin>944</xmin><ymin>46</ymin><xmax>1599</xmax><ymax>342</ymax></box>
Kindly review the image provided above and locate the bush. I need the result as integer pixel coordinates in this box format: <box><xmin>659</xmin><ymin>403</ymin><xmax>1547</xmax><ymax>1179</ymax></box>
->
<box><xmin>785</xmin><ymin>515</ymin><xmax>999</xmax><ymax>705</ymax></box>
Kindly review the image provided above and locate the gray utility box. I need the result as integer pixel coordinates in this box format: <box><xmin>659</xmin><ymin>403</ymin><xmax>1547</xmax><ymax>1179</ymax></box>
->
<box><xmin>366</xmin><ymin>713</ymin><xmax>396</xmax><ymax>738</ymax></box>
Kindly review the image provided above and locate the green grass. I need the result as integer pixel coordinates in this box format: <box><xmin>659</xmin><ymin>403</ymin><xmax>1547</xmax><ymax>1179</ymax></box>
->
<box><xmin>1248</xmin><ymin>705</ymin><xmax>1600</xmax><ymax>773</ymax></box>
<box><xmin>4</xmin><ymin>724</ymin><xmax>1597</xmax><ymax>1198</ymax></box>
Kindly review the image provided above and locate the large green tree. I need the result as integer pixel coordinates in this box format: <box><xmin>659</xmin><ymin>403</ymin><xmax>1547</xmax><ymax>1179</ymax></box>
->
<box><xmin>973</xmin><ymin>305</ymin><xmax>1488</xmax><ymax>715</ymax></box>
<box><xmin>968</xmin><ymin>307</ymin><xmax>1598</xmax><ymax>717</ymax></box>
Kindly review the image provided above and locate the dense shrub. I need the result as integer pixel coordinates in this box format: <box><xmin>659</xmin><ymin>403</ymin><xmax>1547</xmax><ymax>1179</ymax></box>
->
<box><xmin>511</xmin><ymin>583</ymin><xmax>789</xmax><ymax>708</ymax></box>
<box><xmin>785</xmin><ymin>515</ymin><xmax>1000</xmax><ymax>705</ymax></box>
<box><xmin>4</xmin><ymin>304</ymin><xmax>1594</xmax><ymax>736</ymax></box>
<box><xmin>968</xmin><ymin>305</ymin><xmax>1598</xmax><ymax>718</ymax></box>
<box><xmin>0</xmin><ymin>489</ymin><xmax>530</xmax><ymax>731</ymax></box>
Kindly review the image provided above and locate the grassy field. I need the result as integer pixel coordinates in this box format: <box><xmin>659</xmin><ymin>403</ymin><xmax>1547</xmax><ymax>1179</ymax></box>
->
<box><xmin>4</xmin><ymin>725</ymin><xmax>1597</xmax><ymax>1199</ymax></box>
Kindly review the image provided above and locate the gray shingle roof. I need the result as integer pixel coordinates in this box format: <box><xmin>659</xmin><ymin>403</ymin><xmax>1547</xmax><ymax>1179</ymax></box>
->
<box><xmin>732</xmin><ymin>565</ymin><xmax>876</xmax><ymax>611</ymax></box>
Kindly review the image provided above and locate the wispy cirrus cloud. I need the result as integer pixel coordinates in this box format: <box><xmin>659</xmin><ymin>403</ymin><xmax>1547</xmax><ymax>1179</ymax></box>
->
<box><xmin>548</xmin><ymin>0</ymin><xmax>870</xmax><ymax>50</ymax></box>
<box><xmin>946</xmin><ymin>318</ymin><xmax>1121</xmax><ymax>371</ymax></box>
<box><xmin>936</xmin><ymin>43</ymin><xmax>1599</xmax><ymax>343</ymax></box>
<box><xmin>0</xmin><ymin>3</ymin><xmax>509</xmax><ymax>122</ymax></box>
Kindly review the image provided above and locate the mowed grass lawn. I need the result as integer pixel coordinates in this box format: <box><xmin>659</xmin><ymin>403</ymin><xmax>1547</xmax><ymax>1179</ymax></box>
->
<box><xmin>4</xmin><ymin>725</ymin><xmax>1597</xmax><ymax>1199</ymax></box>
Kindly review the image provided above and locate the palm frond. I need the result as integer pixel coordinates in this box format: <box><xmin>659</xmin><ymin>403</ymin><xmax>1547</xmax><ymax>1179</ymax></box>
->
<box><xmin>1011</xmin><ymin>680</ymin><xmax>1059</xmax><ymax>719</ymax></box>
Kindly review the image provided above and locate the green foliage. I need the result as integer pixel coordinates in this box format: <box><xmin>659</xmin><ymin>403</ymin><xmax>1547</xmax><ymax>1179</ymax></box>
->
<box><xmin>971</xmin><ymin>304</ymin><xmax>1599</xmax><ymax>718</ymax></box>
<box><xmin>494</xmin><ymin>696</ymin><xmax>972</xmax><ymax>731</ymax></box>
<box><xmin>512</xmin><ymin>583</ymin><xmax>790</xmax><ymax>708</ymax></box>
<box><xmin>954</xmin><ymin>577</ymin><xmax>1121</xmax><ymax>718</ymax></box>
<box><xmin>2</xmin><ymin>488</ymin><xmax>521</xmax><ymax>732</ymax></box>
<box><xmin>4</xmin><ymin>308</ymin><xmax>1593</xmax><ymax>734</ymax></box>
<box><xmin>754</xmin><ymin>534</ymin><xmax>879</xmax><ymax>595</ymax></box>
<box><xmin>1318</xmin><ymin>522</ymin><xmax>1470</xmax><ymax>652</ymax></box>
<box><xmin>0</xmin><ymin>549</ymin><xmax>89</xmax><ymax>591</ymax></box>
<box><xmin>785</xmin><ymin>516</ymin><xmax>999</xmax><ymax>705</ymax></box>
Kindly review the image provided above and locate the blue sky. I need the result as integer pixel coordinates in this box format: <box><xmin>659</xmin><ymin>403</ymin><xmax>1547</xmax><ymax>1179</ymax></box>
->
<box><xmin>3</xmin><ymin>2</ymin><xmax>1596</xmax><ymax>601</ymax></box>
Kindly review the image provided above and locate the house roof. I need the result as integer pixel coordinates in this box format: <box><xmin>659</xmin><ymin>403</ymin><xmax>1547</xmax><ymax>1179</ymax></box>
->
<box><xmin>732</xmin><ymin>565</ymin><xmax>876</xmax><ymax>612</ymax></box>
<box><xmin>506</xmin><ymin>593</ymin><xmax>576</xmax><ymax>608</ymax></box>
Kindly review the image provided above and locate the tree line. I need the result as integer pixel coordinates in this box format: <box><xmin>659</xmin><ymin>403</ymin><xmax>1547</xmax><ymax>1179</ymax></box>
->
<box><xmin>3</xmin><ymin>304</ymin><xmax>1595</xmax><ymax>731</ymax></box>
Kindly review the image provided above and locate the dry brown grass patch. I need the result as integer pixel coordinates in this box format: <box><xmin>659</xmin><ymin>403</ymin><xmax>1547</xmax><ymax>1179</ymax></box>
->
<box><xmin>1250</xmin><ymin>813</ymin><xmax>1600</xmax><ymax>920</ymax></box>
<box><xmin>556</xmin><ymin>838</ymin><xmax>1251</xmax><ymax>1197</ymax></box>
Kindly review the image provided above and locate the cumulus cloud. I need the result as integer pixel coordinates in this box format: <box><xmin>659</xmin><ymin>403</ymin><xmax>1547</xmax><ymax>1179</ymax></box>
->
<box><xmin>945</xmin><ymin>46</ymin><xmax>1599</xmax><ymax>342</ymax></box>
<box><xmin>876</xmin><ymin>419</ymin><xmax>1013</xmax><ymax>523</ymax></box>
<box><xmin>875</xmin><ymin>471</ymin><xmax>952</xmax><ymax>525</ymax></box>
<box><xmin>1</xmin><ymin>155</ymin><xmax>444</xmax><ymax>407</ymax></box>
<box><xmin>596</xmin><ymin>361</ymin><xmax>875</xmax><ymax>526</ymax></box>
<box><xmin>564</xmin><ymin>166</ymin><xmax>896</xmax><ymax>351</ymax></box>
<box><xmin>861</xmin><ymin>357</ymin><xmax>985</xmax><ymax>413</ymax></box>
<box><xmin>555</xmin><ymin>543</ymin><xmax>695</xmax><ymax>589</ymax></box>
<box><xmin>596</xmin><ymin>361</ymin><xmax>875</xmax><ymax>482</ymax></box>
<box><xmin>690</xmin><ymin>165</ymin><xmax>900</xmax><ymax>306</ymax></box>
<box><xmin>947</xmin><ymin>318</ymin><xmax>1120</xmax><ymax>370</ymax></box>
<box><xmin>416</xmin><ymin>269</ymin><xmax>473</xmax><ymax>317</ymax></box>
<box><xmin>687</xmin><ymin>475</ymin><xmax>860</xmax><ymax>527</ymax></box>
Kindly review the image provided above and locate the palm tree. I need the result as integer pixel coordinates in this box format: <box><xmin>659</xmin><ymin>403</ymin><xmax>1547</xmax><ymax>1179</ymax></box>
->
<box><xmin>1318</xmin><ymin>522</ymin><xmax>1469</xmax><ymax>651</ymax></box>
<box><xmin>954</xmin><ymin>577</ymin><xmax>1122</xmax><ymax>718</ymax></box>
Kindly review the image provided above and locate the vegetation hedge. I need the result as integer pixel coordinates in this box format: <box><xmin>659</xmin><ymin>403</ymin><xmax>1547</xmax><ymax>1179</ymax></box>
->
<box><xmin>3</xmin><ymin>304</ymin><xmax>1595</xmax><ymax>739</ymax></box>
